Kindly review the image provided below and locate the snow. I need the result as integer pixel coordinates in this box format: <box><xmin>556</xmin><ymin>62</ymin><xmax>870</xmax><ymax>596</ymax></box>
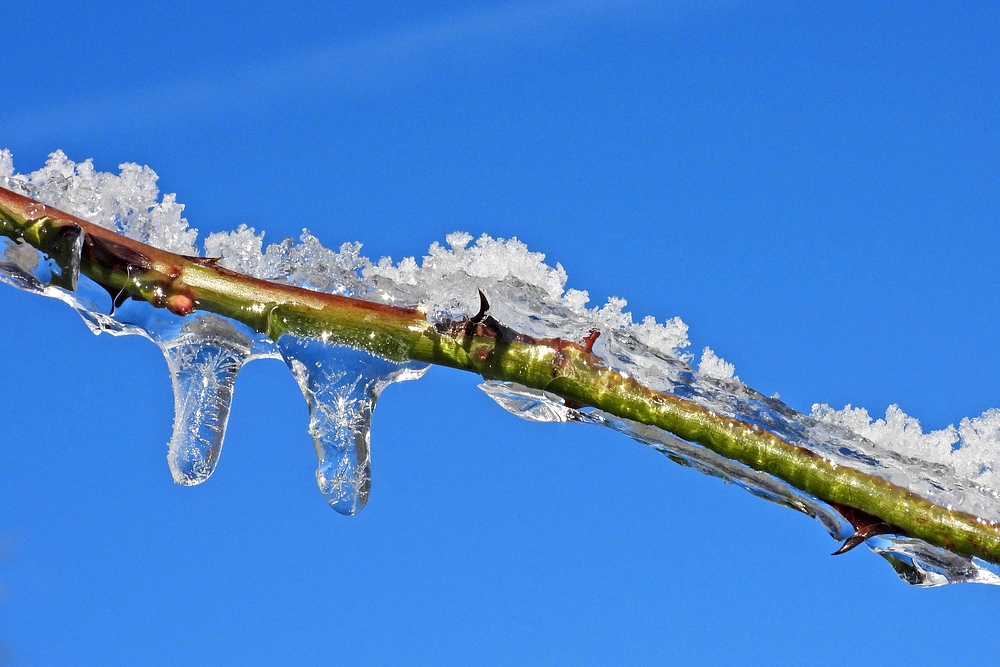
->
<box><xmin>698</xmin><ymin>347</ymin><xmax>738</xmax><ymax>381</ymax></box>
<box><xmin>2</xmin><ymin>150</ymin><xmax>198</xmax><ymax>255</ymax></box>
<box><xmin>812</xmin><ymin>403</ymin><xmax>1000</xmax><ymax>491</ymax></box>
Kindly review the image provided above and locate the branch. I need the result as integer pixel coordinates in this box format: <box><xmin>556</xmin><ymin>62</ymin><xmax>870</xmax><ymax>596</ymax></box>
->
<box><xmin>2</xmin><ymin>185</ymin><xmax>999</xmax><ymax>567</ymax></box>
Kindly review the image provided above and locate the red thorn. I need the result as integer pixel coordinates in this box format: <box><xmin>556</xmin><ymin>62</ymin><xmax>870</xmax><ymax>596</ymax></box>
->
<box><xmin>581</xmin><ymin>329</ymin><xmax>601</xmax><ymax>353</ymax></box>
<box><xmin>829</xmin><ymin>502</ymin><xmax>900</xmax><ymax>556</ymax></box>
<box><xmin>832</xmin><ymin>534</ymin><xmax>870</xmax><ymax>556</ymax></box>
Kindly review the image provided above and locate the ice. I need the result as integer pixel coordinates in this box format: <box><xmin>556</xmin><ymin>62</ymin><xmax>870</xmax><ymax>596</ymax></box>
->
<box><xmin>277</xmin><ymin>336</ymin><xmax>429</xmax><ymax>515</ymax></box>
<box><xmin>868</xmin><ymin>535</ymin><xmax>1000</xmax><ymax>586</ymax></box>
<box><xmin>205</xmin><ymin>225</ymin><xmax>371</xmax><ymax>296</ymax></box>
<box><xmin>9</xmin><ymin>148</ymin><xmax>1000</xmax><ymax>584</ymax></box>
<box><xmin>480</xmin><ymin>387</ymin><xmax>1000</xmax><ymax>586</ymax></box>
<box><xmin>203</xmin><ymin>224</ymin><xmax>267</xmax><ymax>276</ymax></box>
<box><xmin>0</xmin><ymin>160</ymin><xmax>269</xmax><ymax>488</ymax></box>
<box><xmin>160</xmin><ymin>317</ymin><xmax>253</xmax><ymax>485</ymax></box>
<box><xmin>479</xmin><ymin>384</ymin><xmax>1000</xmax><ymax>587</ymax></box>
<box><xmin>608</xmin><ymin>412</ymin><xmax>1000</xmax><ymax>586</ymax></box>
<box><xmin>0</xmin><ymin>238</ymin><xmax>44</xmax><ymax>292</ymax></box>
<box><xmin>0</xmin><ymin>230</ymin><xmax>267</xmax><ymax>484</ymax></box>
<box><xmin>479</xmin><ymin>381</ymin><xmax>591</xmax><ymax>423</ymax></box>
<box><xmin>0</xmin><ymin>150</ymin><xmax>434</xmax><ymax>511</ymax></box>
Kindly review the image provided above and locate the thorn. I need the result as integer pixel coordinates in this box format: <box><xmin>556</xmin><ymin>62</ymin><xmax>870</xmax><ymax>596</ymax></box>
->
<box><xmin>470</xmin><ymin>289</ymin><xmax>489</xmax><ymax>324</ymax></box>
<box><xmin>581</xmin><ymin>329</ymin><xmax>601</xmax><ymax>353</ymax></box>
<box><xmin>832</xmin><ymin>534</ymin><xmax>869</xmax><ymax>556</ymax></box>
<box><xmin>829</xmin><ymin>502</ymin><xmax>901</xmax><ymax>556</ymax></box>
<box><xmin>830</xmin><ymin>521</ymin><xmax>896</xmax><ymax>555</ymax></box>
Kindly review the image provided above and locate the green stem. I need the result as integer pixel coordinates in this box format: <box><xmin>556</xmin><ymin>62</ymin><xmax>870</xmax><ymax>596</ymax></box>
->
<box><xmin>2</xmin><ymin>186</ymin><xmax>999</xmax><ymax>564</ymax></box>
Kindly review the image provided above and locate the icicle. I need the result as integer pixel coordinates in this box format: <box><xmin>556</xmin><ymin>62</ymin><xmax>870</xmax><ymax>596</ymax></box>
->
<box><xmin>158</xmin><ymin>316</ymin><xmax>252</xmax><ymax>485</ymax></box>
<box><xmin>277</xmin><ymin>336</ymin><xmax>428</xmax><ymax>515</ymax></box>
<box><xmin>479</xmin><ymin>381</ymin><xmax>591</xmax><ymax>423</ymax></box>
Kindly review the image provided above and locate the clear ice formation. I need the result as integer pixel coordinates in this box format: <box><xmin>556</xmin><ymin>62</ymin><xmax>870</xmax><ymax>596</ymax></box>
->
<box><xmin>161</xmin><ymin>318</ymin><xmax>252</xmax><ymax>485</ymax></box>
<box><xmin>480</xmin><ymin>382</ymin><xmax>1000</xmax><ymax>587</ymax></box>
<box><xmin>5</xmin><ymin>150</ymin><xmax>1000</xmax><ymax>586</ymax></box>
<box><xmin>278</xmin><ymin>336</ymin><xmax>428</xmax><ymax>515</ymax></box>
<box><xmin>0</xmin><ymin>227</ymin><xmax>427</xmax><ymax>511</ymax></box>
<box><xmin>479</xmin><ymin>381</ymin><xmax>591</xmax><ymax>424</ymax></box>
<box><xmin>0</xmin><ymin>228</ymin><xmax>274</xmax><ymax>486</ymax></box>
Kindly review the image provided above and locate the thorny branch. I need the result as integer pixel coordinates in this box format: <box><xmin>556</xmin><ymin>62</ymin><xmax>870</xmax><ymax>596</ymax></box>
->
<box><xmin>2</xmin><ymin>186</ymin><xmax>1000</xmax><ymax>566</ymax></box>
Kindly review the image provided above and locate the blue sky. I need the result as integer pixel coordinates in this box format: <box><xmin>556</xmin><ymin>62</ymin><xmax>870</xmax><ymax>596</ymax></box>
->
<box><xmin>3</xmin><ymin>1</ymin><xmax>1000</xmax><ymax>664</ymax></box>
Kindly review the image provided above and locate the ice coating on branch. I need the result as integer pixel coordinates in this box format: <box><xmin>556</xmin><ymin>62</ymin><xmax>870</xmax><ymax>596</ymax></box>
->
<box><xmin>8</xmin><ymin>149</ymin><xmax>1000</xmax><ymax>586</ymax></box>
<box><xmin>0</xmin><ymin>223</ymin><xmax>261</xmax><ymax>487</ymax></box>
<box><xmin>2</xmin><ymin>151</ymin><xmax>694</xmax><ymax>372</ymax></box>
<box><xmin>479</xmin><ymin>381</ymin><xmax>591</xmax><ymax>424</ymax></box>
<box><xmin>606</xmin><ymin>408</ymin><xmax>1000</xmax><ymax>586</ymax></box>
<box><xmin>207</xmin><ymin>225</ymin><xmax>692</xmax><ymax>360</ymax></box>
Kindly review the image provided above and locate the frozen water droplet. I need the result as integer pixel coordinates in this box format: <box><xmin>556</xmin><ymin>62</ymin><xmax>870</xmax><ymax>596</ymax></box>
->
<box><xmin>278</xmin><ymin>336</ymin><xmax>428</xmax><ymax>515</ymax></box>
<box><xmin>159</xmin><ymin>316</ymin><xmax>252</xmax><ymax>485</ymax></box>
<box><xmin>23</xmin><ymin>201</ymin><xmax>46</xmax><ymax>220</ymax></box>
<box><xmin>479</xmin><ymin>380</ymin><xmax>589</xmax><ymax>423</ymax></box>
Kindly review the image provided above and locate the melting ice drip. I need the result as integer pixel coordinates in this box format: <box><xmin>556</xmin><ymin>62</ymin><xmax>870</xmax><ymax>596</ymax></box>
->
<box><xmin>161</xmin><ymin>318</ymin><xmax>252</xmax><ymax>485</ymax></box>
<box><xmin>4</xmin><ymin>150</ymin><xmax>1000</xmax><ymax>586</ymax></box>
<box><xmin>278</xmin><ymin>336</ymin><xmax>428</xmax><ymax>515</ymax></box>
